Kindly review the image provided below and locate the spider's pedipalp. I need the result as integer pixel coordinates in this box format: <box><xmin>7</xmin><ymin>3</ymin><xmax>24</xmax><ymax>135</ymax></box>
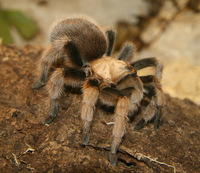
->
<box><xmin>126</xmin><ymin>76</ymin><xmax>144</xmax><ymax>119</ymax></box>
<box><xmin>116</xmin><ymin>42</ymin><xmax>135</xmax><ymax>62</ymax></box>
<box><xmin>81</xmin><ymin>80</ymin><xmax>99</xmax><ymax>145</ymax></box>
<box><xmin>135</xmin><ymin>102</ymin><xmax>156</xmax><ymax>130</ymax></box>
<box><xmin>105</xmin><ymin>29</ymin><xmax>116</xmax><ymax>56</ymax></box>
<box><xmin>135</xmin><ymin>78</ymin><xmax>165</xmax><ymax>130</ymax></box>
<box><xmin>134</xmin><ymin>97</ymin><xmax>162</xmax><ymax>130</ymax></box>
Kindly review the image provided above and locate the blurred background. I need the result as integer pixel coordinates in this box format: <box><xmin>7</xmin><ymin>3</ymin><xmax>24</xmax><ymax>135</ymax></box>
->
<box><xmin>0</xmin><ymin>0</ymin><xmax>200</xmax><ymax>104</ymax></box>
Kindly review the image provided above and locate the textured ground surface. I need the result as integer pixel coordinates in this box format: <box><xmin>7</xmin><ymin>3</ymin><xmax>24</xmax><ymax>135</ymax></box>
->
<box><xmin>0</xmin><ymin>45</ymin><xmax>200</xmax><ymax>172</ymax></box>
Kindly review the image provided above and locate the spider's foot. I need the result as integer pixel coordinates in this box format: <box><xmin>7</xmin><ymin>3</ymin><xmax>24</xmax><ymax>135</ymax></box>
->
<box><xmin>44</xmin><ymin>115</ymin><xmax>56</xmax><ymax>125</ymax></box>
<box><xmin>44</xmin><ymin>100</ymin><xmax>59</xmax><ymax>125</ymax></box>
<box><xmin>134</xmin><ymin>118</ymin><xmax>147</xmax><ymax>130</ymax></box>
<box><xmin>32</xmin><ymin>81</ymin><xmax>45</xmax><ymax>89</ymax></box>
<box><xmin>109</xmin><ymin>152</ymin><xmax>118</xmax><ymax>166</ymax></box>
<box><xmin>127</xmin><ymin>113</ymin><xmax>134</xmax><ymax>121</ymax></box>
<box><xmin>154</xmin><ymin>107</ymin><xmax>162</xmax><ymax>131</ymax></box>
<box><xmin>154</xmin><ymin>118</ymin><xmax>161</xmax><ymax>131</ymax></box>
<box><xmin>82</xmin><ymin>132</ymin><xmax>90</xmax><ymax>146</ymax></box>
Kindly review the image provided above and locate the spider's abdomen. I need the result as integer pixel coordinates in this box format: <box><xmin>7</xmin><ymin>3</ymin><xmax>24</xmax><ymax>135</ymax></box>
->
<box><xmin>50</xmin><ymin>17</ymin><xmax>108</xmax><ymax>62</ymax></box>
<box><xmin>91</xmin><ymin>57</ymin><xmax>136</xmax><ymax>84</ymax></box>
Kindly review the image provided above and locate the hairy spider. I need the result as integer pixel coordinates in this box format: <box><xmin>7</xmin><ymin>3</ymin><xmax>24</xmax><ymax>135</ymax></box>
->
<box><xmin>33</xmin><ymin>16</ymin><xmax>165</xmax><ymax>166</ymax></box>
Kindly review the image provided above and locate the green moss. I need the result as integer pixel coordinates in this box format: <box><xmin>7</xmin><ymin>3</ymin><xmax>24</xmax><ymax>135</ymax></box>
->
<box><xmin>0</xmin><ymin>8</ymin><xmax>38</xmax><ymax>45</ymax></box>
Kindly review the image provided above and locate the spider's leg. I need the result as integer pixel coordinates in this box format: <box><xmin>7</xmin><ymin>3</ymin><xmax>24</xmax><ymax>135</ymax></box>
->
<box><xmin>110</xmin><ymin>75</ymin><xmax>143</xmax><ymax>166</ymax></box>
<box><xmin>105</xmin><ymin>29</ymin><xmax>116</xmax><ymax>56</ymax></box>
<box><xmin>116</xmin><ymin>42</ymin><xmax>135</xmax><ymax>62</ymax></box>
<box><xmin>32</xmin><ymin>64</ymin><xmax>48</xmax><ymax>89</ymax></box>
<box><xmin>45</xmin><ymin>99</ymin><xmax>59</xmax><ymax>125</ymax></box>
<box><xmin>32</xmin><ymin>45</ymin><xmax>58</xmax><ymax>89</ymax></box>
<box><xmin>33</xmin><ymin>40</ymin><xmax>84</xmax><ymax>89</ymax></box>
<box><xmin>131</xmin><ymin>57</ymin><xmax>163</xmax><ymax>80</ymax></box>
<box><xmin>134</xmin><ymin>77</ymin><xmax>165</xmax><ymax>130</ymax></box>
<box><xmin>153</xmin><ymin>79</ymin><xmax>165</xmax><ymax>130</ymax></box>
<box><xmin>44</xmin><ymin>69</ymin><xmax>65</xmax><ymax>124</ymax></box>
<box><xmin>110</xmin><ymin>97</ymin><xmax>130</xmax><ymax>166</ymax></box>
<box><xmin>81</xmin><ymin>78</ymin><xmax>99</xmax><ymax>145</ymax></box>
<box><xmin>154</xmin><ymin>106</ymin><xmax>162</xmax><ymax>130</ymax></box>
<box><xmin>45</xmin><ymin>67</ymin><xmax>86</xmax><ymax>125</ymax></box>
<box><xmin>132</xmin><ymin>58</ymin><xmax>164</xmax><ymax>130</ymax></box>
<box><xmin>140</xmin><ymin>75</ymin><xmax>154</xmax><ymax>84</ymax></box>
<box><xmin>131</xmin><ymin>57</ymin><xmax>158</xmax><ymax>69</ymax></box>
<box><xmin>44</xmin><ymin>40</ymin><xmax>86</xmax><ymax>124</ymax></box>
<box><xmin>134</xmin><ymin>89</ymin><xmax>165</xmax><ymax>130</ymax></box>
<box><xmin>63</xmin><ymin>40</ymin><xmax>83</xmax><ymax>67</ymax></box>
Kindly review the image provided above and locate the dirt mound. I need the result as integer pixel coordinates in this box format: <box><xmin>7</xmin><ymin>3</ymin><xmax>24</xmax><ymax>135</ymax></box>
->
<box><xmin>0</xmin><ymin>45</ymin><xmax>199</xmax><ymax>172</ymax></box>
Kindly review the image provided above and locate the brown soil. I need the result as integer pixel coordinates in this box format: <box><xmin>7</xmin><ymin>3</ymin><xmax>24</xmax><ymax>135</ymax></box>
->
<box><xmin>0</xmin><ymin>45</ymin><xmax>200</xmax><ymax>172</ymax></box>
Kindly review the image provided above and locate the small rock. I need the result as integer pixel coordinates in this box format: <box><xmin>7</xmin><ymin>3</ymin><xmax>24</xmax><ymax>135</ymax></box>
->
<box><xmin>158</xmin><ymin>0</ymin><xmax>178</xmax><ymax>20</ymax></box>
<box><xmin>175</xmin><ymin>0</ymin><xmax>189</xmax><ymax>9</ymax></box>
<box><xmin>2</xmin><ymin>57</ymin><xmax>9</xmax><ymax>62</ymax></box>
<box><xmin>140</xmin><ymin>19</ymin><xmax>164</xmax><ymax>44</ymax></box>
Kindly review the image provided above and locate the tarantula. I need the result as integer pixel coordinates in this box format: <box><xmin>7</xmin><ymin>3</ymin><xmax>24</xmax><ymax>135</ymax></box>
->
<box><xmin>33</xmin><ymin>16</ymin><xmax>165</xmax><ymax>166</ymax></box>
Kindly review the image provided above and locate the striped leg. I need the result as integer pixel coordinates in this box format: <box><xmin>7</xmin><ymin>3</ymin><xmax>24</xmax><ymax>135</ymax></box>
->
<box><xmin>81</xmin><ymin>79</ymin><xmax>99</xmax><ymax>145</ymax></box>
